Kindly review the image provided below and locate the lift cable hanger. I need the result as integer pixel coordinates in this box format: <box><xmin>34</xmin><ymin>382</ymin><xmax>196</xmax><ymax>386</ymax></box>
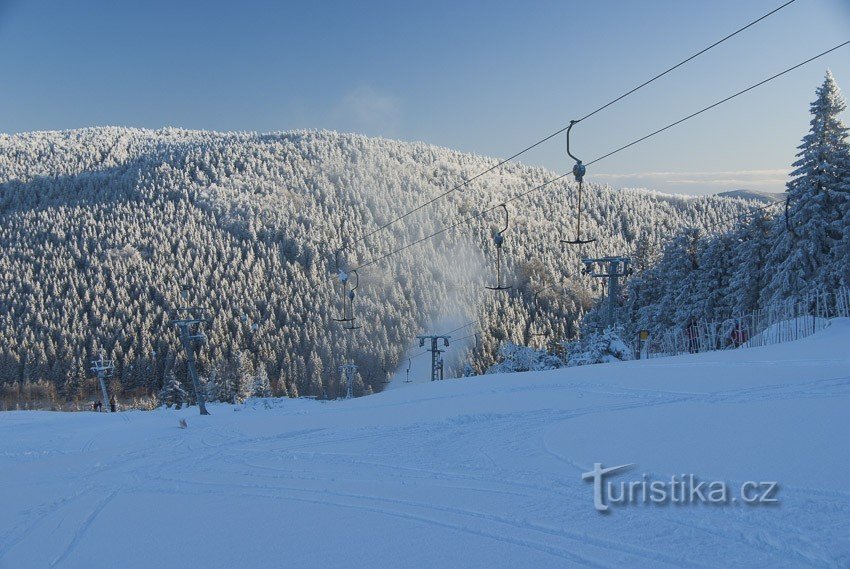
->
<box><xmin>561</xmin><ymin>121</ymin><xmax>595</xmax><ymax>246</ymax></box>
<box><xmin>346</xmin><ymin>40</ymin><xmax>849</xmax><ymax>275</ymax></box>
<box><xmin>340</xmin><ymin>0</ymin><xmax>798</xmax><ymax>253</ymax></box>
<box><xmin>343</xmin><ymin>270</ymin><xmax>362</xmax><ymax>330</ymax></box>
<box><xmin>332</xmin><ymin>249</ymin><xmax>354</xmax><ymax>324</ymax></box>
<box><xmin>485</xmin><ymin>204</ymin><xmax>512</xmax><ymax>291</ymax></box>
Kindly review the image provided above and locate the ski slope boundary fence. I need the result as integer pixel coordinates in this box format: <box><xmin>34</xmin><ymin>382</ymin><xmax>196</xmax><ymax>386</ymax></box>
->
<box><xmin>643</xmin><ymin>287</ymin><xmax>850</xmax><ymax>358</ymax></box>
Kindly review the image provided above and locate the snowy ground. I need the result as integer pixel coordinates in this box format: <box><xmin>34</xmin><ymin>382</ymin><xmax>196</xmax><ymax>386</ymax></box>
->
<box><xmin>2</xmin><ymin>321</ymin><xmax>850</xmax><ymax>568</ymax></box>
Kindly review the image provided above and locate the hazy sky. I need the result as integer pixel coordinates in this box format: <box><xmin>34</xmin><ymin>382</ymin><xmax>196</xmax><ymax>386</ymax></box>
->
<box><xmin>0</xmin><ymin>0</ymin><xmax>848</xmax><ymax>195</ymax></box>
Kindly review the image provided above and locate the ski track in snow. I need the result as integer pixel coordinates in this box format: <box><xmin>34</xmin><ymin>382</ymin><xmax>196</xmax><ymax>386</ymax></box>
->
<box><xmin>49</xmin><ymin>490</ymin><xmax>119</xmax><ymax>568</ymax></box>
<box><xmin>2</xmin><ymin>321</ymin><xmax>850</xmax><ymax>568</ymax></box>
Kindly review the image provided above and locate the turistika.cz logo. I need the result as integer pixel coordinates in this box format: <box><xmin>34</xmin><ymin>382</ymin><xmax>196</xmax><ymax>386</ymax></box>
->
<box><xmin>582</xmin><ymin>463</ymin><xmax>779</xmax><ymax>512</ymax></box>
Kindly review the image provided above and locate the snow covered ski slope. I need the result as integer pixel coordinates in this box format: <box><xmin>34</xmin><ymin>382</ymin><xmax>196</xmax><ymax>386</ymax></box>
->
<box><xmin>2</xmin><ymin>320</ymin><xmax>850</xmax><ymax>568</ymax></box>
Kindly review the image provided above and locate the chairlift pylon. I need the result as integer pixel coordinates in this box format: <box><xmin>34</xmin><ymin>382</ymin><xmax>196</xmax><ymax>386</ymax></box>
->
<box><xmin>404</xmin><ymin>358</ymin><xmax>412</xmax><ymax>383</ymax></box>
<box><xmin>561</xmin><ymin>120</ymin><xmax>596</xmax><ymax>246</ymax></box>
<box><xmin>485</xmin><ymin>204</ymin><xmax>513</xmax><ymax>291</ymax></box>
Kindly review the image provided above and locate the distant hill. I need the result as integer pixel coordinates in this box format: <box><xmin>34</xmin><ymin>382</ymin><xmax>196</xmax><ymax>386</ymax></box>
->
<box><xmin>717</xmin><ymin>189</ymin><xmax>785</xmax><ymax>203</ymax></box>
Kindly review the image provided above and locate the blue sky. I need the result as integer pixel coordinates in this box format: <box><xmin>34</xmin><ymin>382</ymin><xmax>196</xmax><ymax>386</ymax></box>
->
<box><xmin>0</xmin><ymin>0</ymin><xmax>848</xmax><ymax>195</ymax></box>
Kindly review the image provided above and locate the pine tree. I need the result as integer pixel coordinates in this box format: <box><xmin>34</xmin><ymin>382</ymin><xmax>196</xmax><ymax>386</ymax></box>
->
<box><xmin>307</xmin><ymin>351</ymin><xmax>323</xmax><ymax>397</ymax></box>
<box><xmin>767</xmin><ymin>71</ymin><xmax>850</xmax><ymax>301</ymax></box>
<box><xmin>566</xmin><ymin>327</ymin><xmax>633</xmax><ymax>367</ymax></box>
<box><xmin>728</xmin><ymin>211</ymin><xmax>773</xmax><ymax>314</ymax></box>
<box><xmin>693</xmin><ymin>232</ymin><xmax>735</xmax><ymax>322</ymax></box>
<box><xmin>234</xmin><ymin>351</ymin><xmax>254</xmax><ymax>403</ymax></box>
<box><xmin>205</xmin><ymin>369</ymin><xmax>220</xmax><ymax>402</ymax></box>
<box><xmin>252</xmin><ymin>362</ymin><xmax>272</xmax><ymax>398</ymax></box>
<box><xmin>275</xmin><ymin>370</ymin><xmax>290</xmax><ymax>397</ymax></box>
<box><xmin>214</xmin><ymin>359</ymin><xmax>238</xmax><ymax>404</ymax></box>
<box><xmin>159</xmin><ymin>370</ymin><xmax>187</xmax><ymax>409</ymax></box>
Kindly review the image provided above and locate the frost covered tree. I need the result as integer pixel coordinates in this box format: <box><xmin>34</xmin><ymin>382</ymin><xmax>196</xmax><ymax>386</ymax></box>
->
<box><xmin>828</xmin><ymin>200</ymin><xmax>850</xmax><ymax>287</ymax></box>
<box><xmin>766</xmin><ymin>71</ymin><xmax>850</xmax><ymax>301</ymax></box>
<box><xmin>566</xmin><ymin>327</ymin><xmax>633</xmax><ymax>367</ymax></box>
<box><xmin>211</xmin><ymin>353</ymin><xmax>253</xmax><ymax>404</ymax></box>
<box><xmin>273</xmin><ymin>369</ymin><xmax>289</xmax><ymax>398</ymax></box>
<box><xmin>234</xmin><ymin>352</ymin><xmax>255</xmax><ymax>403</ymax></box>
<box><xmin>486</xmin><ymin>342</ymin><xmax>563</xmax><ymax>374</ymax></box>
<box><xmin>211</xmin><ymin>363</ymin><xmax>232</xmax><ymax>404</ymax></box>
<box><xmin>727</xmin><ymin>211</ymin><xmax>773</xmax><ymax>314</ymax></box>
<box><xmin>307</xmin><ymin>351</ymin><xmax>324</xmax><ymax>399</ymax></box>
<box><xmin>252</xmin><ymin>362</ymin><xmax>272</xmax><ymax>398</ymax></box>
<box><xmin>159</xmin><ymin>371</ymin><xmax>187</xmax><ymax>409</ymax></box>
<box><xmin>205</xmin><ymin>369</ymin><xmax>220</xmax><ymax>403</ymax></box>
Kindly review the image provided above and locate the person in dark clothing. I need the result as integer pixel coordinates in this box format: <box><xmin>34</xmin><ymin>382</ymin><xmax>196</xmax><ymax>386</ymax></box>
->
<box><xmin>109</xmin><ymin>395</ymin><xmax>116</xmax><ymax>413</ymax></box>
<box><xmin>93</xmin><ymin>400</ymin><xmax>102</xmax><ymax>412</ymax></box>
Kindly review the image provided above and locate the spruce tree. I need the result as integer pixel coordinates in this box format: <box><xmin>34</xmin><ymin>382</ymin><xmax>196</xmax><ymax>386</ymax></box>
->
<box><xmin>252</xmin><ymin>362</ymin><xmax>272</xmax><ymax>398</ymax></box>
<box><xmin>275</xmin><ymin>370</ymin><xmax>290</xmax><ymax>397</ymax></box>
<box><xmin>767</xmin><ymin>71</ymin><xmax>850</xmax><ymax>301</ymax></box>
<box><xmin>159</xmin><ymin>371</ymin><xmax>187</xmax><ymax>410</ymax></box>
<box><xmin>205</xmin><ymin>369</ymin><xmax>220</xmax><ymax>403</ymax></box>
<box><xmin>234</xmin><ymin>351</ymin><xmax>254</xmax><ymax>403</ymax></box>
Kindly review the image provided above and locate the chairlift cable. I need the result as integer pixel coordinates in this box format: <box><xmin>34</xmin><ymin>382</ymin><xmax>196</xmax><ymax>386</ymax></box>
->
<box><xmin>343</xmin><ymin>0</ymin><xmax>797</xmax><ymax>250</ymax></box>
<box><xmin>586</xmin><ymin>40</ymin><xmax>849</xmax><ymax>167</ymax></box>
<box><xmin>348</xmin><ymin>41</ymin><xmax>848</xmax><ymax>273</ymax></box>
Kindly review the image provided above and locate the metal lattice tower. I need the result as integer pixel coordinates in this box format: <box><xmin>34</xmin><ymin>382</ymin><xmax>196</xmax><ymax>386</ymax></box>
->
<box><xmin>171</xmin><ymin>284</ymin><xmax>212</xmax><ymax>415</ymax></box>
<box><xmin>581</xmin><ymin>256</ymin><xmax>632</xmax><ymax>327</ymax></box>
<box><xmin>89</xmin><ymin>352</ymin><xmax>114</xmax><ymax>412</ymax></box>
<box><xmin>416</xmin><ymin>335</ymin><xmax>451</xmax><ymax>381</ymax></box>
<box><xmin>339</xmin><ymin>363</ymin><xmax>358</xmax><ymax>399</ymax></box>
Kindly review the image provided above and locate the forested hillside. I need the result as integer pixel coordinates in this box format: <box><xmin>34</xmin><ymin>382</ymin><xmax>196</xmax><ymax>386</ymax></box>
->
<box><xmin>620</xmin><ymin>72</ymin><xmax>850</xmax><ymax>344</ymax></box>
<box><xmin>0</xmin><ymin>126</ymin><xmax>754</xmax><ymax>406</ymax></box>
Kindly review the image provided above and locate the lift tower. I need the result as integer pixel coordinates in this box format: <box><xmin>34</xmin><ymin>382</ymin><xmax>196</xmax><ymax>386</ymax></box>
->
<box><xmin>90</xmin><ymin>352</ymin><xmax>114</xmax><ymax>412</ymax></box>
<box><xmin>581</xmin><ymin>256</ymin><xmax>632</xmax><ymax>327</ymax></box>
<box><xmin>417</xmin><ymin>335</ymin><xmax>451</xmax><ymax>381</ymax></box>
<box><xmin>171</xmin><ymin>284</ymin><xmax>212</xmax><ymax>415</ymax></box>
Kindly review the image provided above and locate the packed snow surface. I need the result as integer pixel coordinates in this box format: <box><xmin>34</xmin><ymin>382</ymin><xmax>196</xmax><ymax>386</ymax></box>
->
<box><xmin>3</xmin><ymin>321</ymin><xmax>850</xmax><ymax>568</ymax></box>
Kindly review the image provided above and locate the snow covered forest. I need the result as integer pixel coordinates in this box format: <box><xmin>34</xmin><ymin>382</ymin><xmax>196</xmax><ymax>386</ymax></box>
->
<box><xmin>0</xmin><ymin>118</ymin><xmax>758</xmax><ymax>408</ymax></box>
<box><xmin>618</xmin><ymin>72</ymin><xmax>850</xmax><ymax>345</ymax></box>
